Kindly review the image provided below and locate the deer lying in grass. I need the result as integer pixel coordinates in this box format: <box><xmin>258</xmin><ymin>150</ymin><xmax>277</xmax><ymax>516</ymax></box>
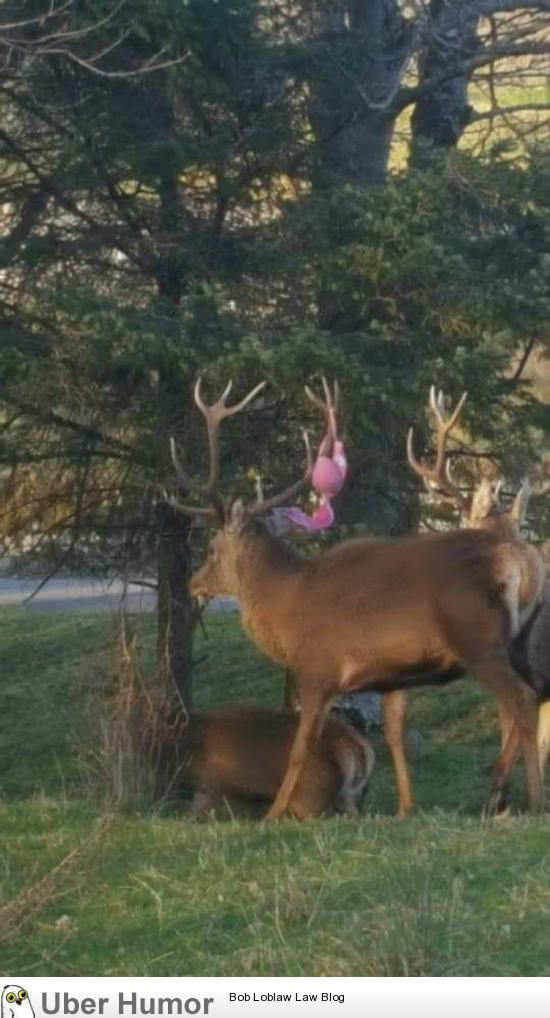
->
<box><xmin>167</xmin><ymin>378</ymin><xmax>544</xmax><ymax>819</ymax></box>
<box><xmin>407</xmin><ymin>386</ymin><xmax>549</xmax><ymax>801</ymax></box>
<box><xmin>168</xmin><ymin>708</ymin><xmax>375</xmax><ymax>819</ymax></box>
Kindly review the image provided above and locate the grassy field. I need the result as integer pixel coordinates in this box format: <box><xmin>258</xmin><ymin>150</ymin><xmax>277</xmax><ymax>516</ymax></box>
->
<box><xmin>1</xmin><ymin>606</ymin><xmax>550</xmax><ymax>977</ymax></box>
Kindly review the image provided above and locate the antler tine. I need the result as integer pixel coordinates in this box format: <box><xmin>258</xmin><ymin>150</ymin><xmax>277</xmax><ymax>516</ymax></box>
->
<box><xmin>445</xmin><ymin>390</ymin><xmax>468</xmax><ymax>432</ymax></box>
<box><xmin>493</xmin><ymin>478</ymin><xmax>504</xmax><ymax>506</ymax></box>
<box><xmin>166</xmin><ymin>436</ymin><xmax>223</xmax><ymax>519</ymax></box>
<box><xmin>321</xmin><ymin>376</ymin><xmax>333</xmax><ymax>410</ymax></box>
<box><xmin>511</xmin><ymin>477</ymin><xmax>532</xmax><ymax>527</ymax></box>
<box><xmin>155</xmin><ymin>476</ymin><xmax>219</xmax><ymax>518</ymax></box>
<box><xmin>407</xmin><ymin>387</ymin><xmax>470</xmax><ymax>512</ymax></box>
<box><xmin>425</xmin><ymin>386</ymin><xmax>467</xmax><ymax>487</ymax></box>
<box><xmin>429</xmin><ymin>385</ymin><xmax>444</xmax><ymax>425</ymax></box>
<box><xmin>194</xmin><ymin>377</ymin><xmax>233</xmax><ymax>414</ymax></box>
<box><xmin>228</xmin><ymin>379</ymin><xmax>268</xmax><ymax>415</ymax></box>
<box><xmin>305</xmin><ymin>377</ymin><xmax>341</xmax><ymax>451</ymax></box>
<box><xmin>334</xmin><ymin>379</ymin><xmax>341</xmax><ymax>416</ymax></box>
<box><xmin>170</xmin><ymin>436</ymin><xmax>195</xmax><ymax>492</ymax></box>
<box><xmin>166</xmin><ymin>378</ymin><xmax>266</xmax><ymax>523</ymax></box>
<box><xmin>193</xmin><ymin>377</ymin><xmax>267</xmax><ymax>496</ymax></box>
<box><xmin>304</xmin><ymin>383</ymin><xmax>326</xmax><ymax>413</ymax></box>
<box><xmin>164</xmin><ymin>490</ymin><xmax>218</xmax><ymax>518</ymax></box>
<box><xmin>305</xmin><ymin>377</ymin><xmax>339</xmax><ymax>416</ymax></box>
<box><xmin>247</xmin><ymin>429</ymin><xmax>313</xmax><ymax>518</ymax></box>
<box><xmin>406</xmin><ymin>426</ymin><xmax>426</xmax><ymax>477</ymax></box>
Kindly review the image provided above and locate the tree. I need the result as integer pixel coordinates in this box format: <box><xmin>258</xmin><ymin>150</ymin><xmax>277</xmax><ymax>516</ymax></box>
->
<box><xmin>0</xmin><ymin>0</ymin><xmax>189</xmax><ymax>77</ymax></box>
<box><xmin>293</xmin><ymin>0</ymin><xmax>550</xmax><ymax>184</ymax></box>
<box><xmin>0</xmin><ymin>0</ymin><xmax>303</xmax><ymax>707</ymax></box>
<box><xmin>1</xmin><ymin>0</ymin><xmax>548</xmax><ymax>715</ymax></box>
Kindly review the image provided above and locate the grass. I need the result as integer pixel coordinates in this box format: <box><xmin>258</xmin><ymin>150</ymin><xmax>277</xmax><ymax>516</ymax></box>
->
<box><xmin>1</xmin><ymin>605</ymin><xmax>550</xmax><ymax>977</ymax></box>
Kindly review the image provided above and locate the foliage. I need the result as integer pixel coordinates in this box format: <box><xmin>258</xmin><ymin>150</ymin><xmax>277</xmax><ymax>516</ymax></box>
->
<box><xmin>0</xmin><ymin>0</ymin><xmax>549</xmax><ymax>704</ymax></box>
<box><xmin>3</xmin><ymin>606</ymin><xmax>550</xmax><ymax>976</ymax></box>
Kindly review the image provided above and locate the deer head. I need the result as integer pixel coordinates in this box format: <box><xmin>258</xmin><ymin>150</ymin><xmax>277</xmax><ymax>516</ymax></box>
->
<box><xmin>407</xmin><ymin>385</ymin><xmax>532</xmax><ymax>537</ymax></box>
<box><xmin>166</xmin><ymin>377</ymin><xmax>340</xmax><ymax>603</ymax></box>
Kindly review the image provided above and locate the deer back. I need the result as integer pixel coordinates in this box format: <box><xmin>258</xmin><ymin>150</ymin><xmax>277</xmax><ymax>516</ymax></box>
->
<box><xmin>272</xmin><ymin>527</ymin><xmax>516</xmax><ymax>679</ymax></box>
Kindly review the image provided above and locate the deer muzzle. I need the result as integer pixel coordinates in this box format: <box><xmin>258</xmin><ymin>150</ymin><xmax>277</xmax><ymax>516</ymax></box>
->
<box><xmin>189</xmin><ymin>570</ymin><xmax>212</xmax><ymax>605</ymax></box>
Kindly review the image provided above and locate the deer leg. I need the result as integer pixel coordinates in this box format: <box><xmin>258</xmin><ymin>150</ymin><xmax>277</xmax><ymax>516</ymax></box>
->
<box><xmin>484</xmin><ymin>699</ymin><xmax>549</xmax><ymax>812</ymax></box>
<box><xmin>497</xmin><ymin>702</ymin><xmax>516</xmax><ymax>756</ymax></box>
<box><xmin>383</xmin><ymin>689</ymin><xmax>414</xmax><ymax>819</ymax></box>
<box><xmin>537</xmin><ymin>701</ymin><xmax>550</xmax><ymax>780</ymax></box>
<box><xmin>488</xmin><ymin>704</ymin><xmax>521</xmax><ymax>812</ymax></box>
<box><xmin>337</xmin><ymin>793</ymin><xmax>359</xmax><ymax>819</ymax></box>
<box><xmin>338</xmin><ymin>746</ymin><xmax>375</xmax><ymax>818</ymax></box>
<box><xmin>334</xmin><ymin>748</ymin><xmax>360</xmax><ymax>818</ymax></box>
<box><xmin>282</xmin><ymin>669</ymin><xmax>300</xmax><ymax>711</ymax></box>
<box><xmin>487</xmin><ymin>717</ymin><xmax>521</xmax><ymax>815</ymax></box>
<box><xmin>265</xmin><ymin>684</ymin><xmax>330</xmax><ymax>821</ymax></box>
<box><xmin>471</xmin><ymin>652</ymin><xmax>542</xmax><ymax>813</ymax></box>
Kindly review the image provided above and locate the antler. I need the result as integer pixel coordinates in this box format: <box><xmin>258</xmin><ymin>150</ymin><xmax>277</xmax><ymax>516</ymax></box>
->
<box><xmin>168</xmin><ymin>378</ymin><xmax>266</xmax><ymax>521</ymax></box>
<box><xmin>247</xmin><ymin>377</ymin><xmax>340</xmax><ymax>518</ymax></box>
<box><xmin>305</xmin><ymin>376</ymin><xmax>340</xmax><ymax>452</ymax></box>
<box><xmin>407</xmin><ymin>385</ymin><xmax>470</xmax><ymax>512</ymax></box>
<box><xmin>168</xmin><ymin>375</ymin><xmax>345</xmax><ymax>524</ymax></box>
<box><xmin>247</xmin><ymin>429</ymin><xmax>313</xmax><ymax>517</ymax></box>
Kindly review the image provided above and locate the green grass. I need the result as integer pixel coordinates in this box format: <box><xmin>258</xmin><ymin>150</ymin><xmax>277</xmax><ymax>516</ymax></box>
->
<box><xmin>1</xmin><ymin>606</ymin><xmax>550</xmax><ymax>977</ymax></box>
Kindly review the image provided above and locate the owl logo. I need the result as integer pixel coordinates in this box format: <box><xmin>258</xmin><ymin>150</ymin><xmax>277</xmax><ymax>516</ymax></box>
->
<box><xmin>1</xmin><ymin>988</ymin><xmax>35</xmax><ymax>1018</ymax></box>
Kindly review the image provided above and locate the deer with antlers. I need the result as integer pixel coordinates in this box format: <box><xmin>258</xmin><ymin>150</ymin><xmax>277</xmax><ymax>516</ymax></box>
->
<box><xmin>167</xmin><ymin>377</ymin><xmax>544</xmax><ymax>819</ymax></box>
<box><xmin>407</xmin><ymin>386</ymin><xmax>549</xmax><ymax>802</ymax></box>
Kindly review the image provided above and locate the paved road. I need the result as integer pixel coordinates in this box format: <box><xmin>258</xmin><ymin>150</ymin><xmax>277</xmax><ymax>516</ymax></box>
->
<box><xmin>0</xmin><ymin>577</ymin><xmax>237</xmax><ymax>615</ymax></box>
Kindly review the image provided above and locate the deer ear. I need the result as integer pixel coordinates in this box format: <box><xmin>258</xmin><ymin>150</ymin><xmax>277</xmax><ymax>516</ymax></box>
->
<box><xmin>469</xmin><ymin>478</ymin><xmax>494</xmax><ymax>525</ymax></box>
<box><xmin>228</xmin><ymin>498</ymin><xmax>246</xmax><ymax>532</ymax></box>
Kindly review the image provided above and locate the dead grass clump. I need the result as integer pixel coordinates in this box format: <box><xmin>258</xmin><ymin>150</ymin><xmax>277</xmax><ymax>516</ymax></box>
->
<box><xmin>84</xmin><ymin>617</ymin><xmax>189</xmax><ymax>812</ymax></box>
<box><xmin>0</xmin><ymin>817</ymin><xmax>111</xmax><ymax>944</ymax></box>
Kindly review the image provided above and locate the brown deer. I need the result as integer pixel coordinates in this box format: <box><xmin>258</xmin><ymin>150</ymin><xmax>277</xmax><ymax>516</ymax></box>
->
<box><xmin>167</xmin><ymin>378</ymin><xmax>544</xmax><ymax>819</ymax></box>
<box><xmin>407</xmin><ymin>386</ymin><xmax>549</xmax><ymax>802</ymax></box>
<box><xmin>166</xmin><ymin>708</ymin><xmax>375</xmax><ymax>819</ymax></box>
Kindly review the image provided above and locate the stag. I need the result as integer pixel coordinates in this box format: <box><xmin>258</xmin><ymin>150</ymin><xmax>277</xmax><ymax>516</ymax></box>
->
<box><xmin>407</xmin><ymin>386</ymin><xmax>549</xmax><ymax>799</ymax></box>
<box><xmin>167</xmin><ymin>708</ymin><xmax>374</xmax><ymax>820</ymax></box>
<box><xmin>167</xmin><ymin>378</ymin><xmax>544</xmax><ymax>819</ymax></box>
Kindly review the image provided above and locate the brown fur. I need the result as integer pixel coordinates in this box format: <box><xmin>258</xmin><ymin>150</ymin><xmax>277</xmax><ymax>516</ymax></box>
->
<box><xmin>191</xmin><ymin>515</ymin><xmax>543</xmax><ymax>818</ymax></box>
<box><xmin>497</xmin><ymin>576</ymin><xmax>550</xmax><ymax>790</ymax></box>
<box><xmin>405</xmin><ymin>423</ymin><xmax>548</xmax><ymax>808</ymax></box>
<box><xmin>169</xmin><ymin>708</ymin><xmax>375</xmax><ymax>820</ymax></box>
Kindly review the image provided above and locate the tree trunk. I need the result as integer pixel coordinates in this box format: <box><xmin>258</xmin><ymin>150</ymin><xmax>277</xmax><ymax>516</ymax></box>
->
<box><xmin>409</xmin><ymin>0</ymin><xmax>480</xmax><ymax>169</ymax></box>
<box><xmin>308</xmin><ymin>1</ymin><xmax>408</xmax><ymax>190</ymax></box>
<box><xmin>148</xmin><ymin>75</ymin><xmax>196</xmax><ymax>709</ymax></box>
<box><xmin>306</xmin><ymin>3</ymin><xmax>415</xmax><ymax>726</ymax></box>
<box><xmin>156</xmin><ymin>501</ymin><xmax>194</xmax><ymax>710</ymax></box>
<box><xmin>313</xmin><ymin>108</ymin><xmax>397</xmax><ymax>192</ymax></box>
<box><xmin>307</xmin><ymin>2</ymin><xmax>417</xmax><ymax>538</ymax></box>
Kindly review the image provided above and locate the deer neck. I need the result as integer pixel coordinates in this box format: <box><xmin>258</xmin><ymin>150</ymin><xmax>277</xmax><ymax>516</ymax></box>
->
<box><xmin>232</xmin><ymin>530</ymin><xmax>303</xmax><ymax>665</ymax></box>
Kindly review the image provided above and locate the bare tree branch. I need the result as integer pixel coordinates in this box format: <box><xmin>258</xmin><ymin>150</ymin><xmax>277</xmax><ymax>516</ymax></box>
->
<box><xmin>0</xmin><ymin>0</ymin><xmax>190</xmax><ymax>77</ymax></box>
